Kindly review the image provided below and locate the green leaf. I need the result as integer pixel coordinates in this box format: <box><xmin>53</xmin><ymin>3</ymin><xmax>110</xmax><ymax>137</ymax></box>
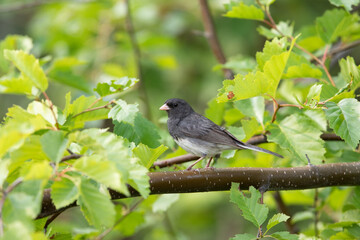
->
<box><xmin>268</xmin><ymin>113</ymin><xmax>325</xmax><ymax>164</ymax></box>
<box><xmin>4</xmin><ymin>50</ymin><xmax>48</xmax><ymax>91</ymax></box>
<box><xmin>316</xmin><ymin>9</ymin><xmax>353</xmax><ymax>44</ymax></box>
<box><xmin>0</xmin><ymin>76</ymin><xmax>37</xmax><ymax>96</ymax></box>
<box><xmin>269</xmin><ymin>231</ymin><xmax>299</xmax><ymax>240</ymax></box>
<box><xmin>115</xmin><ymin>211</ymin><xmax>145</xmax><ymax>237</ymax></box>
<box><xmin>205</xmin><ymin>98</ymin><xmax>225</xmax><ymax>125</ymax></box>
<box><xmin>94</xmin><ymin>76</ymin><xmax>138</xmax><ymax>97</ymax></box>
<box><xmin>265</xmin><ymin>213</ymin><xmax>290</xmax><ymax>234</ymax></box>
<box><xmin>113</xmin><ymin>113</ymin><xmax>161</xmax><ymax>148</ymax></box>
<box><xmin>241</xmin><ymin>118</ymin><xmax>262</xmax><ymax>141</ymax></box>
<box><xmin>284</xmin><ymin>63</ymin><xmax>322</xmax><ymax>79</ymax></box>
<box><xmin>128</xmin><ymin>163</ymin><xmax>150</xmax><ymax>198</ymax></box>
<box><xmin>133</xmin><ymin>143</ymin><xmax>168</xmax><ymax>169</ymax></box>
<box><xmin>224</xmin><ymin>2</ymin><xmax>264</xmax><ymax>21</ymax></box>
<box><xmin>0</xmin><ymin>35</ymin><xmax>33</xmax><ymax>74</ymax></box>
<box><xmin>27</xmin><ymin>101</ymin><xmax>57</xmax><ymax>126</ymax></box>
<box><xmin>78</xmin><ymin>178</ymin><xmax>115</xmax><ymax>229</ymax></box>
<box><xmin>218</xmin><ymin>38</ymin><xmax>295</xmax><ymax>101</ymax></box>
<box><xmin>230</xmin><ymin>233</ymin><xmax>256</xmax><ymax>240</ymax></box>
<box><xmin>230</xmin><ymin>183</ymin><xmax>269</xmax><ymax>228</ymax></box>
<box><xmin>48</xmin><ymin>69</ymin><xmax>91</xmax><ymax>93</ymax></box>
<box><xmin>339</xmin><ymin>56</ymin><xmax>360</xmax><ymax>89</ymax></box>
<box><xmin>21</xmin><ymin>160</ymin><xmax>52</xmax><ymax>181</ymax></box>
<box><xmin>329</xmin><ymin>0</ymin><xmax>360</xmax><ymax>12</ymax></box>
<box><xmin>40</xmin><ymin>130</ymin><xmax>68</xmax><ymax>163</ymax></box>
<box><xmin>325</xmin><ymin>99</ymin><xmax>360</xmax><ymax>149</ymax></box>
<box><xmin>51</xmin><ymin>177</ymin><xmax>79</xmax><ymax>209</ymax></box>
<box><xmin>108</xmin><ymin>99</ymin><xmax>139</xmax><ymax>124</ymax></box>
<box><xmin>152</xmin><ymin>194</ymin><xmax>180</xmax><ymax>212</ymax></box>
<box><xmin>74</xmin><ymin>155</ymin><xmax>129</xmax><ymax>195</ymax></box>
<box><xmin>235</xmin><ymin>96</ymin><xmax>265</xmax><ymax>126</ymax></box>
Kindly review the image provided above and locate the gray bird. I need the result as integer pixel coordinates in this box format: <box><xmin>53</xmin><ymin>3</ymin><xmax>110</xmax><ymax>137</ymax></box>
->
<box><xmin>160</xmin><ymin>98</ymin><xmax>283</xmax><ymax>170</ymax></box>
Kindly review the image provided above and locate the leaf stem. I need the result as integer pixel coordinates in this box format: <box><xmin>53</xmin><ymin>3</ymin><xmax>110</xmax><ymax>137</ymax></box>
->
<box><xmin>42</xmin><ymin>91</ymin><xmax>60</xmax><ymax>130</ymax></box>
<box><xmin>71</xmin><ymin>100</ymin><xmax>115</xmax><ymax>119</ymax></box>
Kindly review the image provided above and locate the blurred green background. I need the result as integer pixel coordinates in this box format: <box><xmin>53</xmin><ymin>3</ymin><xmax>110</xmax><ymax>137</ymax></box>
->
<box><xmin>0</xmin><ymin>0</ymin><xmax>345</xmax><ymax>239</ymax></box>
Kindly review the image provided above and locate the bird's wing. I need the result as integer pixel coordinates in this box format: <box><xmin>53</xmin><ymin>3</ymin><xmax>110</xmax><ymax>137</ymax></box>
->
<box><xmin>177</xmin><ymin>113</ymin><xmax>240</xmax><ymax>147</ymax></box>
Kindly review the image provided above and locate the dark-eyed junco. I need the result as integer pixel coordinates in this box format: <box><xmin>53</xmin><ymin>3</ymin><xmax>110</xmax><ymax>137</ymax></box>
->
<box><xmin>160</xmin><ymin>98</ymin><xmax>283</xmax><ymax>170</ymax></box>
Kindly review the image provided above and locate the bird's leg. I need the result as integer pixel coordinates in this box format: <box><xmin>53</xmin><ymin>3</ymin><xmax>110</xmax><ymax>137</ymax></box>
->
<box><xmin>205</xmin><ymin>157</ymin><xmax>213</xmax><ymax>168</ymax></box>
<box><xmin>186</xmin><ymin>157</ymin><xmax>204</xmax><ymax>170</ymax></box>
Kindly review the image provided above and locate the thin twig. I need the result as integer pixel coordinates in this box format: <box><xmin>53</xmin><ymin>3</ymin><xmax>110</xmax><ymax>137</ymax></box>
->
<box><xmin>0</xmin><ymin>178</ymin><xmax>23</xmax><ymax>237</ymax></box>
<box><xmin>71</xmin><ymin>100</ymin><xmax>114</xmax><ymax>119</ymax></box>
<box><xmin>44</xmin><ymin>208</ymin><xmax>67</xmax><ymax>233</ymax></box>
<box><xmin>42</xmin><ymin>92</ymin><xmax>60</xmax><ymax>130</ymax></box>
<box><xmin>198</xmin><ymin>0</ymin><xmax>234</xmax><ymax>79</ymax></box>
<box><xmin>95</xmin><ymin>198</ymin><xmax>143</xmax><ymax>240</ymax></box>
<box><xmin>124</xmin><ymin>0</ymin><xmax>152</xmax><ymax>120</ymax></box>
<box><xmin>60</xmin><ymin>153</ymin><xmax>82</xmax><ymax>162</ymax></box>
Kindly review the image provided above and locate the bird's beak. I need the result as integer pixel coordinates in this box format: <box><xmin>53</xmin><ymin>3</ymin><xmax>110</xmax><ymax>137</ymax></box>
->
<box><xmin>159</xmin><ymin>104</ymin><xmax>170</xmax><ymax>111</ymax></box>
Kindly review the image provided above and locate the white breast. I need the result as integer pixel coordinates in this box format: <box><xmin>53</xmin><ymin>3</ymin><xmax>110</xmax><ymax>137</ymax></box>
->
<box><xmin>175</xmin><ymin>137</ymin><xmax>228</xmax><ymax>157</ymax></box>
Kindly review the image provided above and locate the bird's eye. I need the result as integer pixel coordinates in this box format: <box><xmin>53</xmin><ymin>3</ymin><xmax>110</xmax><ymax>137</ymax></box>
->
<box><xmin>174</xmin><ymin>103</ymin><xmax>178</xmax><ymax>107</ymax></box>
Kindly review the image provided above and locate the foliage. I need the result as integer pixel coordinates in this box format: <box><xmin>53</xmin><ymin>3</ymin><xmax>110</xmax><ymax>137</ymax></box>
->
<box><xmin>0</xmin><ymin>0</ymin><xmax>360</xmax><ymax>239</ymax></box>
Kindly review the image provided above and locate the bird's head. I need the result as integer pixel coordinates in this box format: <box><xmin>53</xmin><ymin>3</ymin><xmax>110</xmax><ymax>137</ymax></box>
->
<box><xmin>159</xmin><ymin>98</ymin><xmax>194</xmax><ymax>118</ymax></box>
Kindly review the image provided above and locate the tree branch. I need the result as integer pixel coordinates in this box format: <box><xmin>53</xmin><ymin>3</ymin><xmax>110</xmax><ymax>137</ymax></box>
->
<box><xmin>37</xmin><ymin>161</ymin><xmax>360</xmax><ymax>219</ymax></box>
<box><xmin>198</xmin><ymin>0</ymin><xmax>234</xmax><ymax>79</ymax></box>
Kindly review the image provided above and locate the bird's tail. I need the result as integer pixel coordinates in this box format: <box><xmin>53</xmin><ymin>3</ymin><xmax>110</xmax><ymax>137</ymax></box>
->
<box><xmin>239</xmin><ymin>143</ymin><xmax>283</xmax><ymax>158</ymax></box>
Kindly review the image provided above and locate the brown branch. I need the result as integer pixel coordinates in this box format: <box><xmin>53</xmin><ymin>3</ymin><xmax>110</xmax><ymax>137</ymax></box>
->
<box><xmin>60</xmin><ymin>153</ymin><xmax>82</xmax><ymax>162</ymax></box>
<box><xmin>42</xmin><ymin>92</ymin><xmax>60</xmax><ymax>130</ymax></box>
<box><xmin>37</xmin><ymin>161</ymin><xmax>360</xmax><ymax>219</ymax></box>
<box><xmin>124</xmin><ymin>0</ymin><xmax>152</xmax><ymax>120</ymax></box>
<box><xmin>71</xmin><ymin>101</ymin><xmax>114</xmax><ymax>119</ymax></box>
<box><xmin>198</xmin><ymin>0</ymin><xmax>234</xmax><ymax>79</ymax></box>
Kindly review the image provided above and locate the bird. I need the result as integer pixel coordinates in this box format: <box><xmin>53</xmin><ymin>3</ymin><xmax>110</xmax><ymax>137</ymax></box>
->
<box><xmin>159</xmin><ymin>98</ymin><xmax>283</xmax><ymax>170</ymax></box>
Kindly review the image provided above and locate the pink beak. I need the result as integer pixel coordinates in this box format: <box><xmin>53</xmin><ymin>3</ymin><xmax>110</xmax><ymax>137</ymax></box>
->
<box><xmin>159</xmin><ymin>103</ymin><xmax>170</xmax><ymax>111</ymax></box>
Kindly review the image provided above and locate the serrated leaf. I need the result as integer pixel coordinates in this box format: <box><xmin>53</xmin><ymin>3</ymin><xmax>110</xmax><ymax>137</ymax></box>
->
<box><xmin>4</xmin><ymin>50</ymin><xmax>48</xmax><ymax>91</ymax></box>
<box><xmin>339</xmin><ymin>56</ymin><xmax>360</xmax><ymax>89</ymax></box>
<box><xmin>329</xmin><ymin>0</ymin><xmax>360</xmax><ymax>12</ymax></box>
<box><xmin>224</xmin><ymin>2</ymin><xmax>264</xmax><ymax>21</ymax></box>
<box><xmin>218</xmin><ymin>38</ymin><xmax>295</xmax><ymax>102</ymax></box>
<box><xmin>74</xmin><ymin>155</ymin><xmax>129</xmax><ymax>195</ymax></box>
<box><xmin>325</xmin><ymin>99</ymin><xmax>360</xmax><ymax>149</ymax></box>
<box><xmin>51</xmin><ymin>177</ymin><xmax>79</xmax><ymax>209</ymax></box>
<box><xmin>0</xmin><ymin>76</ymin><xmax>37</xmax><ymax>96</ymax></box>
<box><xmin>27</xmin><ymin>101</ymin><xmax>57</xmax><ymax>126</ymax></box>
<box><xmin>266</xmin><ymin>213</ymin><xmax>290</xmax><ymax>233</ymax></box>
<box><xmin>230</xmin><ymin>183</ymin><xmax>269</xmax><ymax>228</ymax></box>
<box><xmin>22</xmin><ymin>160</ymin><xmax>52</xmax><ymax>180</ymax></box>
<box><xmin>78</xmin><ymin>178</ymin><xmax>115</xmax><ymax>228</ymax></box>
<box><xmin>205</xmin><ymin>98</ymin><xmax>225</xmax><ymax>125</ymax></box>
<box><xmin>268</xmin><ymin>113</ymin><xmax>325</xmax><ymax>164</ymax></box>
<box><xmin>235</xmin><ymin>96</ymin><xmax>265</xmax><ymax>126</ymax></box>
<box><xmin>133</xmin><ymin>144</ymin><xmax>168</xmax><ymax>169</ymax></box>
<box><xmin>306</xmin><ymin>84</ymin><xmax>322</xmax><ymax>105</ymax></box>
<box><xmin>108</xmin><ymin>99</ymin><xmax>139</xmax><ymax>124</ymax></box>
<box><xmin>284</xmin><ymin>63</ymin><xmax>322</xmax><ymax>79</ymax></box>
<box><xmin>113</xmin><ymin>113</ymin><xmax>161</xmax><ymax>148</ymax></box>
<box><xmin>40</xmin><ymin>130</ymin><xmax>68</xmax><ymax>163</ymax></box>
<box><xmin>241</xmin><ymin>118</ymin><xmax>262</xmax><ymax>141</ymax></box>
<box><xmin>230</xmin><ymin>233</ymin><xmax>256</xmax><ymax>240</ymax></box>
<box><xmin>152</xmin><ymin>194</ymin><xmax>180</xmax><ymax>213</ymax></box>
<box><xmin>49</xmin><ymin>69</ymin><xmax>91</xmax><ymax>93</ymax></box>
<box><xmin>316</xmin><ymin>9</ymin><xmax>353</xmax><ymax>44</ymax></box>
<box><xmin>269</xmin><ymin>231</ymin><xmax>299</xmax><ymax>240</ymax></box>
<box><xmin>94</xmin><ymin>76</ymin><xmax>138</xmax><ymax>97</ymax></box>
<box><xmin>128</xmin><ymin>164</ymin><xmax>150</xmax><ymax>198</ymax></box>
<box><xmin>0</xmin><ymin>35</ymin><xmax>33</xmax><ymax>74</ymax></box>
